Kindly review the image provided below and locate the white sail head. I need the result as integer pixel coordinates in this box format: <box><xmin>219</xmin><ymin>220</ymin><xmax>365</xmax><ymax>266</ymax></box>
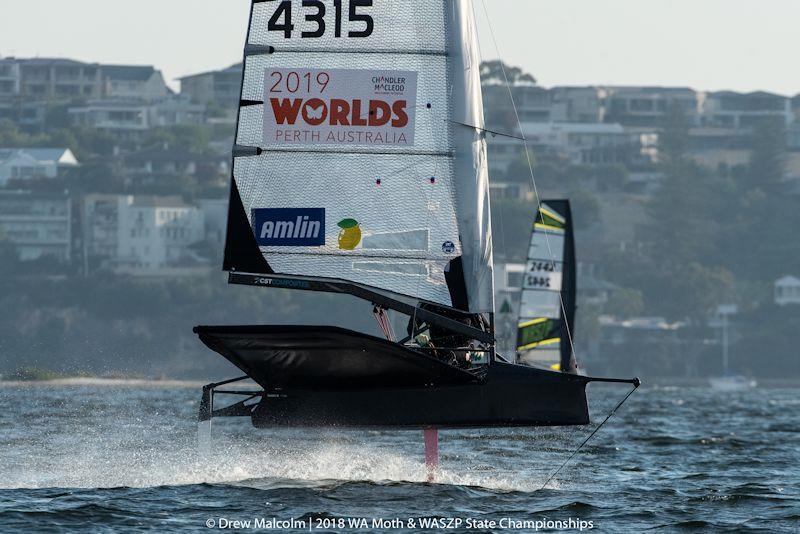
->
<box><xmin>227</xmin><ymin>0</ymin><xmax>494</xmax><ymax>314</ymax></box>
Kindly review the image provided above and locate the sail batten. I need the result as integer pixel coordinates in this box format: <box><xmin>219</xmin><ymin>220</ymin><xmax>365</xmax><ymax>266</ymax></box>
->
<box><xmin>223</xmin><ymin>0</ymin><xmax>493</xmax><ymax>313</ymax></box>
<box><xmin>245</xmin><ymin>47</ymin><xmax>449</xmax><ymax>57</ymax></box>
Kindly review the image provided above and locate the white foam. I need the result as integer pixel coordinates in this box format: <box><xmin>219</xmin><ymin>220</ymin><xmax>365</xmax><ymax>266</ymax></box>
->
<box><xmin>3</xmin><ymin>424</ymin><xmax>553</xmax><ymax>492</ymax></box>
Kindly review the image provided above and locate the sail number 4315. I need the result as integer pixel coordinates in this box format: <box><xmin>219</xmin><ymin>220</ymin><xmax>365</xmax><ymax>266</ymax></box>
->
<box><xmin>267</xmin><ymin>0</ymin><xmax>374</xmax><ymax>39</ymax></box>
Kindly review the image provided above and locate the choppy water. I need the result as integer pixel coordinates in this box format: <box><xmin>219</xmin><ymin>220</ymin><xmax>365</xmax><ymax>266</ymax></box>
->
<box><xmin>0</xmin><ymin>381</ymin><xmax>798</xmax><ymax>532</ymax></box>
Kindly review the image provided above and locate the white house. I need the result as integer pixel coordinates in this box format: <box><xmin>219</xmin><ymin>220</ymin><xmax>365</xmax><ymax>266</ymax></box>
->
<box><xmin>775</xmin><ymin>276</ymin><xmax>800</xmax><ymax>306</ymax></box>
<box><xmin>113</xmin><ymin>195</ymin><xmax>206</xmax><ymax>275</ymax></box>
<box><xmin>0</xmin><ymin>148</ymin><xmax>79</xmax><ymax>186</ymax></box>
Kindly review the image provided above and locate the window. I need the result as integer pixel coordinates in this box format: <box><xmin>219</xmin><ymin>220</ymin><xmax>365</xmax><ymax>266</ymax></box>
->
<box><xmin>55</xmin><ymin>85</ymin><xmax>79</xmax><ymax>96</ymax></box>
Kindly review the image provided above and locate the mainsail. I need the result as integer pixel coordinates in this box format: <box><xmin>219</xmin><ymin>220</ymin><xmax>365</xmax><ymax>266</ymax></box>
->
<box><xmin>223</xmin><ymin>1</ymin><xmax>493</xmax><ymax>314</ymax></box>
<box><xmin>516</xmin><ymin>201</ymin><xmax>577</xmax><ymax>372</ymax></box>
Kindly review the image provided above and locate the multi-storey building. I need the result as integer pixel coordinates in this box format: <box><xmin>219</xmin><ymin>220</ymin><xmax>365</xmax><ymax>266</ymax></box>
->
<box><xmin>0</xmin><ymin>190</ymin><xmax>72</xmax><ymax>262</ymax></box>
<box><xmin>488</xmin><ymin>122</ymin><xmax>655</xmax><ymax>173</ymax></box>
<box><xmin>179</xmin><ymin>63</ymin><xmax>242</xmax><ymax>109</ymax></box>
<box><xmin>603</xmin><ymin>86</ymin><xmax>703</xmax><ymax>128</ymax></box>
<box><xmin>68</xmin><ymin>97</ymin><xmax>204</xmax><ymax>138</ymax></box>
<box><xmin>0</xmin><ymin>57</ymin><xmax>171</xmax><ymax>102</ymax></box>
<box><xmin>550</xmin><ymin>86</ymin><xmax>606</xmax><ymax>123</ymax></box>
<box><xmin>703</xmin><ymin>91</ymin><xmax>793</xmax><ymax>129</ymax></box>
<box><xmin>80</xmin><ymin>194</ymin><xmax>120</xmax><ymax>272</ymax></box>
<box><xmin>0</xmin><ymin>59</ymin><xmax>21</xmax><ymax>98</ymax></box>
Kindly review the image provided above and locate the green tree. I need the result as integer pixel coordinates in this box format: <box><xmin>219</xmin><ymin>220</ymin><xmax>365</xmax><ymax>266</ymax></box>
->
<box><xmin>0</xmin><ymin>119</ymin><xmax>36</xmax><ymax>146</ymax></box>
<box><xmin>645</xmin><ymin>104</ymin><xmax>716</xmax><ymax>265</ymax></box>
<box><xmin>142</xmin><ymin>125</ymin><xmax>213</xmax><ymax>154</ymax></box>
<box><xmin>605</xmin><ymin>288</ymin><xmax>644</xmax><ymax>317</ymax></box>
<box><xmin>567</xmin><ymin>189</ymin><xmax>600</xmax><ymax>230</ymax></box>
<box><xmin>719</xmin><ymin>117</ymin><xmax>793</xmax><ymax>282</ymax></box>
<box><xmin>638</xmin><ymin>262</ymin><xmax>734</xmax><ymax>322</ymax></box>
<box><xmin>746</xmin><ymin>116</ymin><xmax>786</xmax><ymax>191</ymax></box>
<box><xmin>480</xmin><ymin>60</ymin><xmax>536</xmax><ymax>87</ymax></box>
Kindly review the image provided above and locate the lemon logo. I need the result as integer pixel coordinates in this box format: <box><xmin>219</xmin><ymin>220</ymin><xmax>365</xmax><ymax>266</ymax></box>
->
<box><xmin>337</xmin><ymin>219</ymin><xmax>362</xmax><ymax>250</ymax></box>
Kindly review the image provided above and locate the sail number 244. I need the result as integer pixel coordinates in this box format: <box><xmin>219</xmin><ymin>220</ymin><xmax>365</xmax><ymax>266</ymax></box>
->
<box><xmin>267</xmin><ymin>1</ymin><xmax>374</xmax><ymax>39</ymax></box>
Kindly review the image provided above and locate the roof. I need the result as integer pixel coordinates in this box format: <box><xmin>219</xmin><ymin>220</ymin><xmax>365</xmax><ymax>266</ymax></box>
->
<box><xmin>102</xmin><ymin>65</ymin><xmax>157</xmax><ymax>82</ymax></box>
<box><xmin>710</xmin><ymin>90</ymin><xmax>788</xmax><ymax>99</ymax></box>
<box><xmin>606</xmin><ymin>86</ymin><xmax>696</xmax><ymax>94</ymax></box>
<box><xmin>0</xmin><ymin>148</ymin><xmax>78</xmax><ymax>166</ymax></box>
<box><xmin>775</xmin><ymin>275</ymin><xmax>800</xmax><ymax>285</ymax></box>
<box><xmin>178</xmin><ymin>63</ymin><xmax>242</xmax><ymax>81</ymax></box>
<box><xmin>19</xmin><ymin>57</ymin><xmax>95</xmax><ymax>68</ymax></box>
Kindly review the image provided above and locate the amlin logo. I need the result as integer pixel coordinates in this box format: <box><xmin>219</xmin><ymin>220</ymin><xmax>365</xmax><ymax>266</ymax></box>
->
<box><xmin>252</xmin><ymin>208</ymin><xmax>325</xmax><ymax>247</ymax></box>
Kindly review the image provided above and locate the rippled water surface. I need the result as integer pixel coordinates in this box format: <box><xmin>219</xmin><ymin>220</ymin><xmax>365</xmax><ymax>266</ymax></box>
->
<box><xmin>0</xmin><ymin>382</ymin><xmax>798</xmax><ymax>532</ymax></box>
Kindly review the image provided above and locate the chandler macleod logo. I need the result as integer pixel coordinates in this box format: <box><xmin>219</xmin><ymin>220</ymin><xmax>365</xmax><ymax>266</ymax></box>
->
<box><xmin>372</xmin><ymin>74</ymin><xmax>408</xmax><ymax>95</ymax></box>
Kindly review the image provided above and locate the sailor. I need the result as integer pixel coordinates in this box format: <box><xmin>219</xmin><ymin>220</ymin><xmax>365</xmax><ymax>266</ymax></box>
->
<box><xmin>408</xmin><ymin>305</ymin><xmax>487</xmax><ymax>368</ymax></box>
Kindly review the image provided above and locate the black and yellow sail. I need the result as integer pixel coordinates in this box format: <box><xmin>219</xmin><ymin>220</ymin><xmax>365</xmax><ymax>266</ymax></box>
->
<box><xmin>516</xmin><ymin>200</ymin><xmax>577</xmax><ymax>373</ymax></box>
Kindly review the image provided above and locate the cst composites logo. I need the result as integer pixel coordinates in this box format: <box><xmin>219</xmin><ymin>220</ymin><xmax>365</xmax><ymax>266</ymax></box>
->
<box><xmin>252</xmin><ymin>208</ymin><xmax>325</xmax><ymax>247</ymax></box>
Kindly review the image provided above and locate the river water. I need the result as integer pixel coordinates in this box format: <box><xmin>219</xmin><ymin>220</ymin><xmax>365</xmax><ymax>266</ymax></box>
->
<box><xmin>0</xmin><ymin>381</ymin><xmax>797</xmax><ymax>532</ymax></box>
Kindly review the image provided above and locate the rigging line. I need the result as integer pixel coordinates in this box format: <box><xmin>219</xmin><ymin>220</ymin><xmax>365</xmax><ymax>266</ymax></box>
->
<box><xmin>473</xmin><ymin>6</ymin><xmax>510</xmax><ymax>356</ymax></box>
<box><xmin>479</xmin><ymin>0</ymin><xmax>579</xmax><ymax>369</ymax></box>
<box><xmin>540</xmin><ymin>382</ymin><xmax>640</xmax><ymax>491</ymax></box>
<box><xmin>418</xmin><ymin>101</ymin><xmax>525</xmax><ymax>140</ymax></box>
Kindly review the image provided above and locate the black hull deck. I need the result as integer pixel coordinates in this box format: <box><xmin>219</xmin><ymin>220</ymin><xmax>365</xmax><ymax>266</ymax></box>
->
<box><xmin>194</xmin><ymin>325</ymin><xmax>590</xmax><ymax>429</ymax></box>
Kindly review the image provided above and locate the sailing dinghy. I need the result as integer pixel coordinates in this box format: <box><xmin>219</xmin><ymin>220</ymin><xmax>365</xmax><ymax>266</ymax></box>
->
<box><xmin>195</xmin><ymin>1</ymin><xmax>636</xmax><ymax>438</ymax></box>
<box><xmin>516</xmin><ymin>200</ymin><xmax>579</xmax><ymax>373</ymax></box>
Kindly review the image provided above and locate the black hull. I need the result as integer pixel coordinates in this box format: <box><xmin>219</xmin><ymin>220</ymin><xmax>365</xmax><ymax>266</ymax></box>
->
<box><xmin>251</xmin><ymin>362</ymin><xmax>589</xmax><ymax>429</ymax></box>
<box><xmin>194</xmin><ymin>325</ymin><xmax>590</xmax><ymax>429</ymax></box>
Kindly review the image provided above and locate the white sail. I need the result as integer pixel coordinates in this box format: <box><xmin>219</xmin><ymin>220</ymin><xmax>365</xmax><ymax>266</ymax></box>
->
<box><xmin>227</xmin><ymin>0</ymin><xmax>493</xmax><ymax>313</ymax></box>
